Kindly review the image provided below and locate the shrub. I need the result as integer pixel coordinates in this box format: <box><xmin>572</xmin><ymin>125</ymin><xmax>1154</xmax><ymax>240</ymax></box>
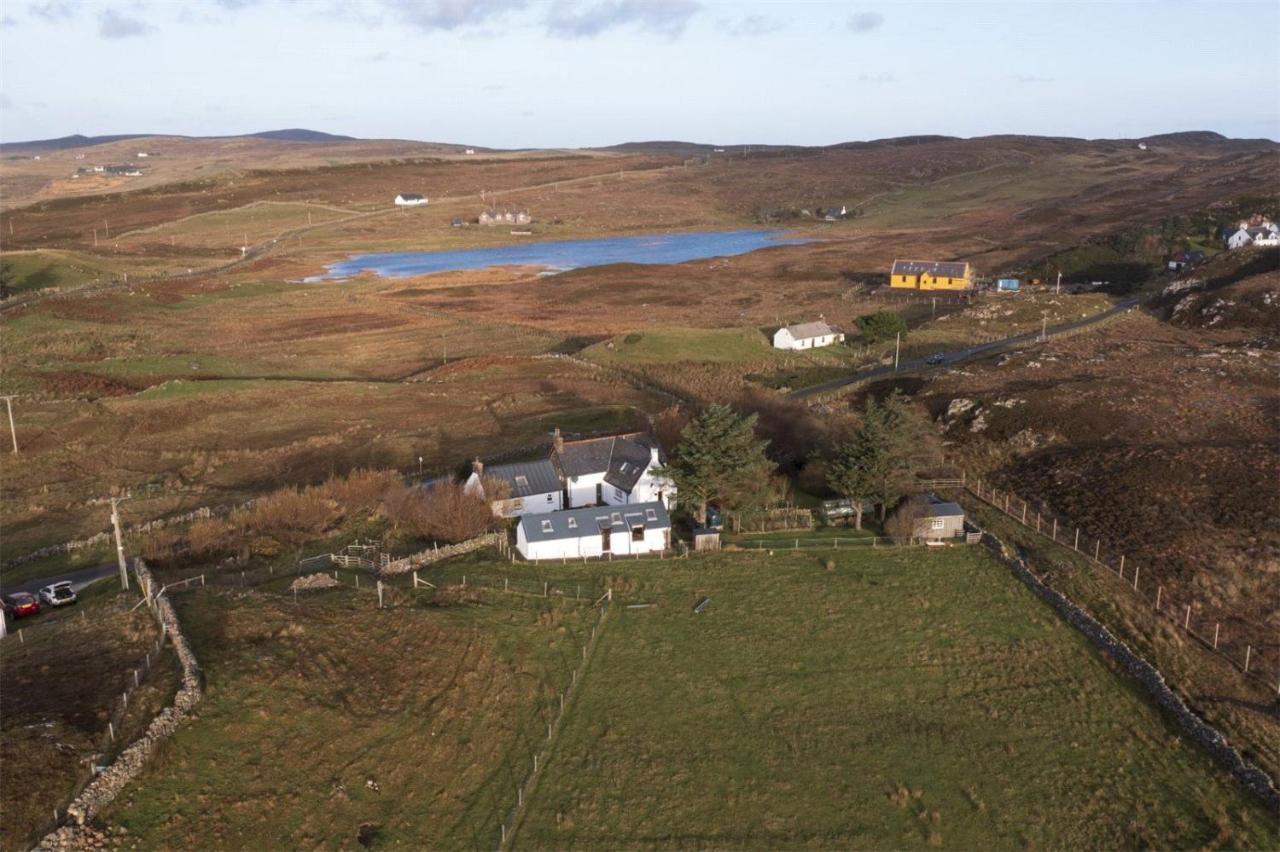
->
<box><xmin>857</xmin><ymin>311</ymin><xmax>907</xmax><ymax>344</ymax></box>
<box><xmin>421</xmin><ymin>481</ymin><xmax>498</xmax><ymax>544</ymax></box>
<box><xmin>322</xmin><ymin>469</ymin><xmax>400</xmax><ymax>516</ymax></box>
<box><xmin>884</xmin><ymin>496</ymin><xmax>926</xmax><ymax>542</ymax></box>
<box><xmin>236</xmin><ymin>488</ymin><xmax>340</xmax><ymax>548</ymax></box>
<box><xmin>623</xmin><ymin>333</ymin><xmax>643</xmax><ymax>345</ymax></box>
<box><xmin>187</xmin><ymin>517</ymin><xmax>232</xmax><ymax>557</ymax></box>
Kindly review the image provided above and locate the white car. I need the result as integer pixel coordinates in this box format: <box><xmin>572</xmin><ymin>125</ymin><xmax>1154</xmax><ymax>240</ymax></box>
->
<box><xmin>38</xmin><ymin>581</ymin><xmax>77</xmax><ymax>607</ymax></box>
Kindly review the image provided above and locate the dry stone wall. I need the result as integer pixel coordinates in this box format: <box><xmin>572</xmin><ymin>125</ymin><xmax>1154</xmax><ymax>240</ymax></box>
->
<box><xmin>981</xmin><ymin>532</ymin><xmax>1280</xmax><ymax>812</ymax></box>
<box><xmin>381</xmin><ymin>533</ymin><xmax>502</xmax><ymax>575</ymax></box>
<box><xmin>36</xmin><ymin>560</ymin><xmax>204</xmax><ymax>851</ymax></box>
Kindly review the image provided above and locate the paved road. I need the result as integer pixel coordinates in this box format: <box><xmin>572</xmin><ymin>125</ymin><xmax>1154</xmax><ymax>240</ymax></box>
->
<box><xmin>787</xmin><ymin>298</ymin><xmax>1139</xmax><ymax>400</ymax></box>
<box><xmin>5</xmin><ymin>562</ymin><xmax>119</xmax><ymax>597</ymax></box>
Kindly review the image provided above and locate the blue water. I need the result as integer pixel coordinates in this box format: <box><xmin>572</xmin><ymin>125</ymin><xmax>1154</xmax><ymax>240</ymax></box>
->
<box><xmin>319</xmin><ymin>229</ymin><xmax>811</xmax><ymax>280</ymax></box>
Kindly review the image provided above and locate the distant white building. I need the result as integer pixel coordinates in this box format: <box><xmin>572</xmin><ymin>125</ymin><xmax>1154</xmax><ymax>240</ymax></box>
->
<box><xmin>479</xmin><ymin>207</ymin><xmax>531</xmax><ymax>226</ymax></box>
<box><xmin>1226</xmin><ymin>222</ymin><xmax>1280</xmax><ymax>249</ymax></box>
<box><xmin>772</xmin><ymin>320</ymin><xmax>843</xmax><ymax>351</ymax></box>
<box><xmin>515</xmin><ymin>502</ymin><xmax>671</xmax><ymax>561</ymax></box>
<box><xmin>395</xmin><ymin>193</ymin><xmax>428</xmax><ymax>207</ymax></box>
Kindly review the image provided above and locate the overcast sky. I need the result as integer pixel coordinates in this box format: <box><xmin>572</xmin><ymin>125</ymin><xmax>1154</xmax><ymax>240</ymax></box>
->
<box><xmin>1</xmin><ymin>0</ymin><xmax>1276</xmax><ymax>146</ymax></box>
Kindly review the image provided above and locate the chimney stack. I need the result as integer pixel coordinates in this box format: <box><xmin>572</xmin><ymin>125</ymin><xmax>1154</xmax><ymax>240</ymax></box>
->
<box><xmin>552</xmin><ymin>427</ymin><xmax>564</xmax><ymax>454</ymax></box>
<box><xmin>472</xmin><ymin>457</ymin><xmax>484</xmax><ymax>475</ymax></box>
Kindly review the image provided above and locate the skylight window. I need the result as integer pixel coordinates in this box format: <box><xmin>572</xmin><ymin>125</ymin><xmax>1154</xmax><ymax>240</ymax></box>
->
<box><xmin>568</xmin><ymin>517</ymin><xmax>578</xmax><ymax>529</ymax></box>
<box><xmin>541</xmin><ymin>520</ymin><xmax>553</xmax><ymax>533</ymax></box>
<box><xmin>645</xmin><ymin>509</ymin><xmax>657</xmax><ymax>521</ymax></box>
<box><xmin>515</xmin><ymin>475</ymin><xmax>528</xmax><ymax>488</ymax></box>
<box><xmin>611</xmin><ymin>512</ymin><xmax>622</xmax><ymax>524</ymax></box>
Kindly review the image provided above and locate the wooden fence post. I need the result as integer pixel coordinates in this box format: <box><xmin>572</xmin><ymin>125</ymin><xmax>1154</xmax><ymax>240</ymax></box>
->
<box><xmin>1244</xmin><ymin>645</ymin><xmax>1252</xmax><ymax>673</ymax></box>
<box><xmin>1132</xmin><ymin>564</ymin><xmax>1139</xmax><ymax>590</ymax></box>
<box><xmin>1184</xmin><ymin>604</ymin><xmax>1191</xmax><ymax>630</ymax></box>
<box><xmin>1119</xmin><ymin>554</ymin><xmax>1125</xmax><ymax>578</ymax></box>
<box><xmin>1051</xmin><ymin>518</ymin><xmax>1057</xmax><ymax>541</ymax></box>
<box><xmin>1021</xmin><ymin>503</ymin><xmax>1027</xmax><ymax>524</ymax></box>
<box><xmin>1213</xmin><ymin>623</ymin><xmax>1220</xmax><ymax>649</ymax></box>
<box><xmin>1155</xmin><ymin>586</ymin><xmax>1162</xmax><ymax>610</ymax></box>
<box><xmin>1094</xmin><ymin>540</ymin><xmax>1100</xmax><ymax>562</ymax></box>
<box><xmin>1073</xmin><ymin>529</ymin><xmax>1080</xmax><ymax>551</ymax></box>
<box><xmin>1036</xmin><ymin>513</ymin><xmax>1040</xmax><ymax>533</ymax></box>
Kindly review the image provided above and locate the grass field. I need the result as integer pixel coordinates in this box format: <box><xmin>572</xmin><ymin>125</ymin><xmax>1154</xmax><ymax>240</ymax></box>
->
<box><xmin>103</xmin><ymin>579</ymin><xmax>597</xmax><ymax>849</ymax></box>
<box><xmin>500</xmin><ymin>547</ymin><xmax>1276</xmax><ymax>849</ymax></box>
<box><xmin>0</xmin><ymin>581</ymin><xmax>178</xmax><ymax>851</ymax></box>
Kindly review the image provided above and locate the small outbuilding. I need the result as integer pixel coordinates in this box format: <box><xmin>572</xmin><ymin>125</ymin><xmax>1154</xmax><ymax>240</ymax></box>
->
<box><xmin>918</xmin><ymin>498</ymin><xmax>966</xmax><ymax>541</ymax></box>
<box><xmin>516</xmin><ymin>502</ymin><xmax>671</xmax><ymax>561</ymax></box>
<box><xmin>773</xmin><ymin>320</ymin><xmax>843</xmax><ymax>351</ymax></box>
<box><xmin>395</xmin><ymin>193</ymin><xmax>428</xmax><ymax>207</ymax></box>
<box><xmin>996</xmin><ymin>278</ymin><xmax>1021</xmax><ymax>292</ymax></box>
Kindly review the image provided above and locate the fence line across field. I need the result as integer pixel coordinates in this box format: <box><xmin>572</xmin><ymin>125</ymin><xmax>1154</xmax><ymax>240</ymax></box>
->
<box><xmin>967</xmin><ymin>476</ymin><xmax>1278</xmax><ymax>695</ymax></box>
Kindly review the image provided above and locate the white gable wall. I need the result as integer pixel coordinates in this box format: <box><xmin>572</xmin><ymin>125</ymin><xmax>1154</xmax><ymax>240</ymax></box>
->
<box><xmin>517</xmin><ymin>521</ymin><xmax>671</xmax><ymax>561</ymax></box>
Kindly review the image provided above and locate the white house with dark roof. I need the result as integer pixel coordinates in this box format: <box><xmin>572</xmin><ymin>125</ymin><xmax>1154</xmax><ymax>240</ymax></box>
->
<box><xmin>395</xmin><ymin>193</ymin><xmax>428</xmax><ymax>207</ymax></box>
<box><xmin>516</xmin><ymin>501</ymin><xmax>671</xmax><ymax>560</ymax></box>
<box><xmin>462</xmin><ymin>430</ymin><xmax>675</xmax><ymax>519</ymax></box>
<box><xmin>773</xmin><ymin>320</ymin><xmax>843</xmax><ymax>350</ymax></box>
<box><xmin>550</xmin><ymin>430</ymin><xmax>674</xmax><ymax>511</ymax></box>
<box><xmin>464</xmin><ymin>458</ymin><xmax>563</xmax><ymax>518</ymax></box>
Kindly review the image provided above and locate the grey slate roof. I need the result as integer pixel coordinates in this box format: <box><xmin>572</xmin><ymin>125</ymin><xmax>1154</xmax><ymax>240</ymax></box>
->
<box><xmin>923</xmin><ymin>500</ymin><xmax>965</xmax><ymax>518</ymax></box>
<box><xmin>892</xmin><ymin>259</ymin><xmax>970</xmax><ymax>278</ymax></box>
<box><xmin>485</xmin><ymin>459</ymin><xmax>561</xmax><ymax>498</ymax></box>
<box><xmin>782</xmin><ymin>320</ymin><xmax>838</xmax><ymax>340</ymax></box>
<box><xmin>519</xmin><ymin>501</ymin><xmax>670</xmax><ymax>543</ymax></box>
<box><xmin>553</xmin><ymin>434</ymin><xmax>658</xmax><ymax>492</ymax></box>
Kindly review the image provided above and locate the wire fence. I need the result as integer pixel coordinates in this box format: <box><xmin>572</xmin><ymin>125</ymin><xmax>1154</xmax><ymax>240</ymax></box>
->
<box><xmin>967</xmin><ymin>477</ymin><xmax>1279</xmax><ymax>695</ymax></box>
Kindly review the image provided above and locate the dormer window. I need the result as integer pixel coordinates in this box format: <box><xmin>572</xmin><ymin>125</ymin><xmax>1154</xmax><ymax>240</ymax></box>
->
<box><xmin>541</xmin><ymin>520</ymin><xmax>553</xmax><ymax>533</ymax></box>
<box><xmin>568</xmin><ymin>517</ymin><xmax>578</xmax><ymax>529</ymax></box>
<box><xmin>645</xmin><ymin>508</ymin><xmax>657</xmax><ymax>521</ymax></box>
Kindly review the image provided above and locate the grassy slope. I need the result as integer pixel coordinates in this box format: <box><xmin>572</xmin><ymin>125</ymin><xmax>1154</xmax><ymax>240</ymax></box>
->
<box><xmin>105</xmin><ymin>583</ymin><xmax>595</xmax><ymax>849</ymax></box>
<box><xmin>513</xmin><ymin>548</ymin><xmax>1275</xmax><ymax>849</ymax></box>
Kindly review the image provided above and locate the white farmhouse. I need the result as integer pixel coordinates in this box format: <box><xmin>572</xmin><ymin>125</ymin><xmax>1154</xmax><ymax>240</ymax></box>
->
<box><xmin>464</xmin><ymin>459</ymin><xmax>563</xmax><ymax>518</ymax></box>
<box><xmin>772</xmin><ymin>320</ymin><xmax>844</xmax><ymax>351</ymax></box>
<box><xmin>1225</xmin><ymin>227</ymin><xmax>1254</xmax><ymax>250</ymax></box>
<box><xmin>516</xmin><ymin>502</ymin><xmax>671</xmax><ymax>561</ymax></box>
<box><xmin>395</xmin><ymin>193</ymin><xmax>428</xmax><ymax>207</ymax></box>
<box><xmin>463</xmin><ymin>430</ymin><xmax>675</xmax><ymax>519</ymax></box>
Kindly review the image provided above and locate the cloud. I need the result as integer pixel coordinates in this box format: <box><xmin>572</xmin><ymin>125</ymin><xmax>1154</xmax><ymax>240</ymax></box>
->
<box><xmin>847</xmin><ymin>11</ymin><xmax>883</xmax><ymax>33</ymax></box>
<box><xmin>213</xmin><ymin>0</ymin><xmax>262</xmax><ymax>8</ymax></box>
<box><xmin>28</xmin><ymin>1</ymin><xmax>74</xmax><ymax>20</ymax></box>
<box><xmin>1014</xmin><ymin>74</ymin><xmax>1053</xmax><ymax>84</ymax></box>
<box><xmin>0</xmin><ymin>93</ymin><xmax>13</xmax><ymax>109</ymax></box>
<box><xmin>0</xmin><ymin>15</ymin><xmax>19</xmax><ymax>27</ymax></box>
<box><xmin>719</xmin><ymin>14</ymin><xmax>781</xmax><ymax>36</ymax></box>
<box><xmin>98</xmin><ymin>8</ymin><xmax>154</xmax><ymax>37</ymax></box>
<box><xmin>546</xmin><ymin>0</ymin><xmax>700</xmax><ymax>38</ymax></box>
<box><xmin>482</xmin><ymin>83</ymin><xmax>505</xmax><ymax>91</ymax></box>
<box><xmin>381</xmin><ymin>0</ymin><xmax>527</xmax><ymax>31</ymax></box>
<box><xmin>857</xmin><ymin>71</ymin><xmax>895</xmax><ymax>84</ymax></box>
<box><xmin>365</xmin><ymin>50</ymin><xmax>391</xmax><ymax>62</ymax></box>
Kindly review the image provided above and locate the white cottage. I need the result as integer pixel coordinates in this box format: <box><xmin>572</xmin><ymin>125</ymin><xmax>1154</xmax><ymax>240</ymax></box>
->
<box><xmin>395</xmin><ymin>193</ymin><xmax>428</xmax><ymax>207</ymax></box>
<box><xmin>463</xmin><ymin>430</ymin><xmax>675</xmax><ymax>519</ymax></box>
<box><xmin>464</xmin><ymin>459</ymin><xmax>563</xmax><ymax>518</ymax></box>
<box><xmin>773</xmin><ymin>320</ymin><xmax>843</xmax><ymax>351</ymax></box>
<box><xmin>516</xmin><ymin>502</ymin><xmax>671</xmax><ymax>561</ymax></box>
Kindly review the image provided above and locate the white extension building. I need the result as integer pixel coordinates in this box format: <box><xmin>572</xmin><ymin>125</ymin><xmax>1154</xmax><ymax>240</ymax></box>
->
<box><xmin>463</xmin><ymin>430</ymin><xmax>675</xmax><ymax>519</ymax></box>
<box><xmin>394</xmin><ymin>193</ymin><xmax>428</xmax><ymax>207</ymax></box>
<box><xmin>516</xmin><ymin>501</ymin><xmax>671</xmax><ymax>560</ymax></box>
<box><xmin>772</xmin><ymin>320</ymin><xmax>844</xmax><ymax>351</ymax></box>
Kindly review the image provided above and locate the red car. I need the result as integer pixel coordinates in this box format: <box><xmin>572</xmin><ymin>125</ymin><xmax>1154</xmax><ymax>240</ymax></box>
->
<box><xmin>4</xmin><ymin>592</ymin><xmax>40</xmax><ymax>619</ymax></box>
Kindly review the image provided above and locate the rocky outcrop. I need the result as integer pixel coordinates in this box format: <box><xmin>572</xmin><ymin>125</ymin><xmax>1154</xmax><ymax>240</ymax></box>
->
<box><xmin>291</xmin><ymin>572</ymin><xmax>340</xmax><ymax>591</ymax></box>
<box><xmin>37</xmin><ymin>560</ymin><xmax>203</xmax><ymax>850</ymax></box>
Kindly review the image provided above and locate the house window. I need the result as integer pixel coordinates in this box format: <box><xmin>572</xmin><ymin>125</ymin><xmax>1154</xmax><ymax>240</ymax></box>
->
<box><xmin>645</xmin><ymin>508</ymin><xmax>657</xmax><ymax>522</ymax></box>
<box><xmin>541</xmin><ymin>520</ymin><xmax>553</xmax><ymax>533</ymax></box>
<box><xmin>631</xmin><ymin>525</ymin><xmax>644</xmax><ymax>542</ymax></box>
<box><xmin>567</xmin><ymin>517</ymin><xmax>577</xmax><ymax>529</ymax></box>
<box><xmin>615</xmin><ymin>487</ymin><xmax>626</xmax><ymax>500</ymax></box>
<box><xmin>931</xmin><ymin>517</ymin><xmax>945</xmax><ymax>530</ymax></box>
<box><xmin>546</xmin><ymin>494</ymin><xmax>555</xmax><ymax>503</ymax></box>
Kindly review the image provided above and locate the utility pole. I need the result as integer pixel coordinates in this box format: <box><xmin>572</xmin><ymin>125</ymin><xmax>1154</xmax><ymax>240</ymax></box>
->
<box><xmin>418</xmin><ymin>456</ymin><xmax>424</xmax><ymax>477</ymax></box>
<box><xmin>0</xmin><ymin>396</ymin><xmax>16</xmax><ymax>453</ymax></box>
<box><xmin>110</xmin><ymin>496</ymin><xmax>130</xmax><ymax>591</ymax></box>
<box><xmin>893</xmin><ymin>332</ymin><xmax>901</xmax><ymax>372</ymax></box>
<box><xmin>1040</xmin><ymin>316</ymin><xmax>1047</xmax><ymax>342</ymax></box>
<box><xmin>1055</xmin><ymin>271</ymin><xmax>1061</xmax><ymax>294</ymax></box>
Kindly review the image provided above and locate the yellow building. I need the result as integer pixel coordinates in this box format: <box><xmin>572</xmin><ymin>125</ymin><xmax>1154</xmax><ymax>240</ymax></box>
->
<box><xmin>890</xmin><ymin>259</ymin><xmax>973</xmax><ymax>291</ymax></box>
